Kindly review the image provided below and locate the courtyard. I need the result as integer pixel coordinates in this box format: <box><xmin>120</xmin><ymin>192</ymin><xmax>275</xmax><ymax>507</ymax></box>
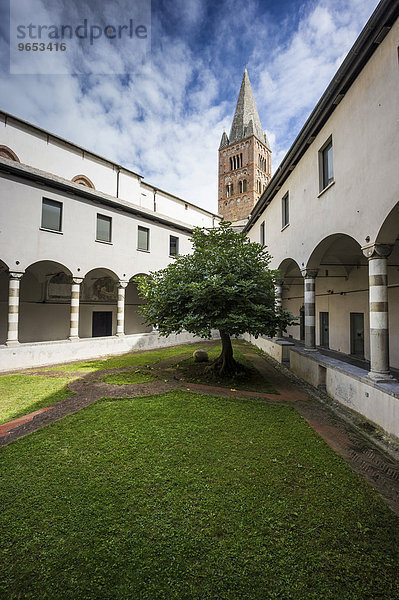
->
<box><xmin>0</xmin><ymin>341</ymin><xmax>398</xmax><ymax>599</ymax></box>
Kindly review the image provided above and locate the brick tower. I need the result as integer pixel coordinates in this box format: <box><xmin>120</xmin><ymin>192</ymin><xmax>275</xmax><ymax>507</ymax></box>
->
<box><xmin>218</xmin><ymin>69</ymin><xmax>271</xmax><ymax>223</ymax></box>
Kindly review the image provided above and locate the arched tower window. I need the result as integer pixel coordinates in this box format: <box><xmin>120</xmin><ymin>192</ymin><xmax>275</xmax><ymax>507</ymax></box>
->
<box><xmin>72</xmin><ymin>174</ymin><xmax>95</xmax><ymax>189</ymax></box>
<box><xmin>0</xmin><ymin>145</ymin><xmax>20</xmax><ymax>162</ymax></box>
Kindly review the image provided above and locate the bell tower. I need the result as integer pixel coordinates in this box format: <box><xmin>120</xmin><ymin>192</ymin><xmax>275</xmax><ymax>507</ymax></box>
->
<box><xmin>218</xmin><ymin>69</ymin><xmax>271</xmax><ymax>223</ymax></box>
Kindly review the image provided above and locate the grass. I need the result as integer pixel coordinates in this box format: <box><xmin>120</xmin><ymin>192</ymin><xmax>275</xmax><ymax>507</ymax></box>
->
<box><xmin>1</xmin><ymin>390</ymin><xmax>398</xmax><ymax>599</ymax></box>
<box><xmin>0</xmin><ymin>375</ymin><xmax>74</xmax><ymax>425</ymax></box>
<box><xmin>172</xmin><ymin>342</ymin><xmax>278</xmax><ymax>393</ymax></box>
<box><xmin>101</xmin><ymin>371</ymin><xmax>157</xmax><ymax>385</ymax></box>
<box><xmin>41</xmin><ymin>343</ymin><xmax>205</xmax><ymax>373</ymax></box>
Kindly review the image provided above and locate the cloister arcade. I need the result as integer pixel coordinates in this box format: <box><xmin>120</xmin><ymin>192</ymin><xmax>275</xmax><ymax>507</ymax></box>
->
<box><xmin>275</xmin><ymin>204</ymin><xmax>399</xmax><ymax>382</ymax></box>
<box><xmin>0</xmin><ymin>261</ymin><xmax>151</xmax><ymax>346</ymax></box>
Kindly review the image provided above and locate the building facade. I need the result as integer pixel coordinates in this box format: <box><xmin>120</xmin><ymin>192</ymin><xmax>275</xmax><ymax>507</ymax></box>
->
<box><xmin>218</xmin><ymin>69</ymin><xmax>271</xmax><ymax>224</ymax></box>
<box><xmin>244</xmin><ymin>0</ymin><xmax>399</xmax><ymax>439</ymax></box>
<box><xmin>0</xmin><ymin>112</ymin><xmax>221</xmax><ymax>370</ymax></box>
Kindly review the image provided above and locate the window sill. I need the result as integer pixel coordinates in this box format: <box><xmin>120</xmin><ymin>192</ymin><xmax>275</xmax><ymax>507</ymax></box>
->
<box><xmin>95</xmin><ymin>239</ymin><xmax>113</xmax><ymax>245</ymax></box>
<box><xmin>137</xmin><ymin>248</ymin><xmax>150</xmax><ymax>253</ymax></box>
<box><xmin>281</xmin><ymin>223</ymin><xmax>290</xmax><ymax>232</ymax></box>
<box><xmin>318</xmin><ymin>180</ymin><xmax>335</xmax><ymax>198</ymax></box>
<box><xmin>40</xmin><ymin>227</ymin><xmax>63</xmax><ymax>235</ymax></box>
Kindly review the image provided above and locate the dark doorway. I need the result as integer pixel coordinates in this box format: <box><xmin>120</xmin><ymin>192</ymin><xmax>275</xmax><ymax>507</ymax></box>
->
<box><xmin>92</xmin><ymin>311</ymin><xmax>112</xmax><ymax>337</ymax></box>
<box><xmin>299</xmin><ymin>305</ymin><xmax>305</xmax><ymax>341</ymax></box>
<box><xmin>350</xmin><ymin>312</ymin><xmax>364</xmax><ymax>357</ymax></box>
<box><xmin>320</xmin><ymin>312</ymin><xmax>329</xmax><ymax>348</ymax></box>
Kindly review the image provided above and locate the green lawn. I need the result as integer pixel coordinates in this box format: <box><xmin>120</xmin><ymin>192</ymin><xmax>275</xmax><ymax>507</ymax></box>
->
<box><xmin>42</xmin><ymin>344</ymin><xmax>205</xmax><ymax>373</ymax></box>
<box><xmin>0</xmin><ymin>391</ymin><xmax>398</xmax><ymax>599</ymax></box>
<box><xmin>0</xmin><ymin>375</ymin><xmax>74</xmax><ymax>425</ymax></box>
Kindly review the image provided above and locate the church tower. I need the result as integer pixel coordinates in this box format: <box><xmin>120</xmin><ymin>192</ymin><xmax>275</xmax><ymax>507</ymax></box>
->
<box><xmin>218</xmin><ymin>69</ymin><xmax>271</xmax><ymax>223</ymax></box>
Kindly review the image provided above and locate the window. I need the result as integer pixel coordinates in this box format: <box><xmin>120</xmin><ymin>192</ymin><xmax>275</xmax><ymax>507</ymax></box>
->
<box><xmin>226</xmin><ymin>183</ymin><xmax>233</xmax><ymax>198</ymax></box>
<box><xmin>41</xmin><ymin>198</ymin><xmax>62</xmax><ymax>232</ymax></box>
<box><xmin>282</xmin><ymin>192</ymin><xmax>289</xmax><ymax>228</ymax></box>
<box><xmin>72</xmin><ymin>174</ymin><xmax>95</xmax><ymax>189</ymax></box>
<box><xmin>260</xmin><ymin>221</ymin><xmax>265</xmax><ymax>245</ymax></box>
<box><xmin>319</xmin><ymin>137</ymin><xmax>334</xmax><ymax>191</ymax></box>
<box><xmin>96</xmin><ymin>214</ymin><xmax>112</xmax><ymax>242</ymax></box>
<box><xmin>170</xmin><ymin>235</ymin><xmax>179</xmax><ymax>256</ymax></box>
<box><xmin>238</xmin><ymin>179</ymin><xmax>247</xmax><ymax>194</ymax></box>
<box><xmin>138</xmin><ymin>225</ymin><xmax>150</xmax><ymax>251</ymax></box>
<box><xmin>0</xmin><ymin>145</ymin><xmax>20</xmax><ymax>162</ymax></box>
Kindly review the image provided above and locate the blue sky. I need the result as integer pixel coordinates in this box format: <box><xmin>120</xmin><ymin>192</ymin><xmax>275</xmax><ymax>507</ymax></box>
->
<box><xmin>0</xmin><ymin>0</ymin><xmax>379</xmax><ymax>212</ymax></box>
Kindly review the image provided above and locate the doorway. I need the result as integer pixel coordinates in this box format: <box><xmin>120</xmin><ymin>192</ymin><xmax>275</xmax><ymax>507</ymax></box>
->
<box><xmin>320</xmin><ymin>312</ymin><xmax>329</xmax><ymax>348</ymax></box>
<box><xmin>92</xmin><ymin>311</ymin><xmax>112</xmax><ymax>337</ymax></box>
<box><xmin>350</xmin><ymin>312</ymin><xmax>364</xmax><ymax>357</ymax></box>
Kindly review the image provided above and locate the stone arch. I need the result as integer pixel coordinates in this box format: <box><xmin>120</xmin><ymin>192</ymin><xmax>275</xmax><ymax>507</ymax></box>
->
<box><xmin>19</xmin><ymin>260</ymin><xmax>72</xmax><ymax>343</ymax></box>
<box><xmin>125</xmin><ymin>272</ymin><xmax>152</xmax><ymax>335</ymax></box>
<box><xmin>277</xmin><ymin>258</ymin><xmax>303</xmax><ymax>341</ymax></box>
<box><xmin>376</xmin><ymin>201</ymin><xmax>399</xmax><ymax>246</ymax></box>
<box><xmin>80</xmin><ymin>268</ymin><xmax>119</xmax><ymax>338</ymax></box>
<box><xmin>0</xmin><ymin>145</ymin><xmax>20</xmax><ymax>162</ymax></box>
<box><xmin>305</xmin><ymin>234</ymin><xmax>368</xmax><ymax>356</ymax></box>
<box><xmin>72</xmin><ymin>174</ymin><xmax>95</xmax><ymax>189</ymax></box>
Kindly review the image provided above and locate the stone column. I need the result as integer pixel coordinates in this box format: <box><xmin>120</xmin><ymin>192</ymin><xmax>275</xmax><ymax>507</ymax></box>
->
<box><xmin>362</xmin><ymin>243</ymin><xmax>394</xmax><ymax>382</ymax></box>
<box><xmin>301</xmin><ymin>269</ymin><xmax>318</xmax><ymax>350</ymax></box>
<box><xmin>274</xmin><ymin>278</ymin><xmax>284</xmax><ymax>339</ymax></box>
<box><xmin>69</xmin><ymin>277</ymin><xmax>83</xmax><ymax>341</ymax></box>
<box><xmin>116</xmin><ymin>281</ymin><xmax>128</xmax><ymax>336</ymax></box>
<box><xmin>6</xmin><ymin>272</ymin><xmax>24</xmax><ymax>346</ymax></box>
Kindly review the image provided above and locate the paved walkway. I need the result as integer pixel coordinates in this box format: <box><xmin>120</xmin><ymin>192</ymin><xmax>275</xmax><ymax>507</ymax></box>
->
<box><xmin>1</xmin><ymin>343</ymin><xmax>399</xmax><ymax>515</ymax></box>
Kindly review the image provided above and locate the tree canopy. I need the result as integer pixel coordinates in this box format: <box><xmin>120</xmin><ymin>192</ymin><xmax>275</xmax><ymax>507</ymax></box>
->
<box><xmin>136</xmin><ymin>222</ymin><xmax>294</xmax><ymax>375</ymax></box>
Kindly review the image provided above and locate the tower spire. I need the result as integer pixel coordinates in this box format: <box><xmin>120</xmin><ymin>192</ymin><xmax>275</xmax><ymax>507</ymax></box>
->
<box><xmin>218</xmin><ymin>69</ymin><xmax>272</xmax><ymax>224</ymax></box>
<box><xmin>229</xmin><ymin>69</ymin><xmax>264</xmax><ymax>144</ymax></box>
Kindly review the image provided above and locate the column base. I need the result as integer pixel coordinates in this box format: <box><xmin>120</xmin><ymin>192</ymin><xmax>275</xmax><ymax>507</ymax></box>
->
<box><xmin>69</xmin><ymin>336</ymin><xmax>80</xmax><ymax>342</ymax></box>
<box><xmin>303</xmin><ymin>347</ymin><xmax>318</xmax><ymax>352</ymax></box>
<box><xmin>116</xmin><ymin>332</ymin><xmax>125</xmax><ymax>337</ymax></box>
<box><xmin>6</xmin><ymin>340</ymin><xmax>20</xmax><ymax>347</ymax></box>
<box><xmin>366</xmin><ymin>371</ymin><xmax>396</xmax><ymax>383</ymax></box>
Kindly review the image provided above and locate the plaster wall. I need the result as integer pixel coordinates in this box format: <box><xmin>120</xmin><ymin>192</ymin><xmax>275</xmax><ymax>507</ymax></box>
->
<box><xmin>248</xmin><ymin>20</ymin><xmax>399</xmax><ymax>264</ymax></box>
<box><xmin>289</xmin><ymin>347</ymin><xmax>399</xmax><ymax>441</ymax></box>
<box><xmin>0</xmin><ymin>116</ymin><xmax>218</xmax><ymax>229</ymax></box>
<box><xmin>0</xmin><ymin>175</ymin><xmax>194</xmax><ymax>278</ymax></box>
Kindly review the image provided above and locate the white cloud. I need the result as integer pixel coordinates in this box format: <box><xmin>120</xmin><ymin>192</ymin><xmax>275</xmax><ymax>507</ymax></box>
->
<box><xmin>0</xmin><ymin>0</ymin><xmax>380</xmax><ymax>213</ymax></box>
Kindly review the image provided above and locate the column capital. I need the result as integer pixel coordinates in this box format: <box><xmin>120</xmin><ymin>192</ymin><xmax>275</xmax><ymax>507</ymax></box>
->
<box><xmin>361</xmin><ymin>243</ymin><xmax>393</xmax><ymax>260</ymax></box>
<box><xmin>301</xmin><ymin>268</ymin><xmax>318</xmax><ymax>279</ymax></box>
<box><xmin>9</xmin><ymin>271</ymin><xmax>24</xmax><ymax>280</ymax></box>
<box><xmin>72</xmin><ymin>277</ymin><xmax>84</xmax><ymax>285</ymax></box>
<box><xmin>118</xmin><ymin>280</ymin><xmax>129</xmax><ymax>289</ymax></box>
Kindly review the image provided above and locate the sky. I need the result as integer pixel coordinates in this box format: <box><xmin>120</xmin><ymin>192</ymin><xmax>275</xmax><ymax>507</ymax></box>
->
<box><xmin>0</xmin><ymin>0</ymin><xmax>379</xmax><ymax>213</ymax></box>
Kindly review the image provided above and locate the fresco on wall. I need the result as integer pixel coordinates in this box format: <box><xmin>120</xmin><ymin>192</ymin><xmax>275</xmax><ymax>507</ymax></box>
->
<box><xmin>47</xmin><ymin>272</ymin><xmax>71</xmax><ymax>301</ymax></box>
<box><xmin>83</xmin><ymin>277</ymin><xmax>117</xmax><ymax>303</ymax></box>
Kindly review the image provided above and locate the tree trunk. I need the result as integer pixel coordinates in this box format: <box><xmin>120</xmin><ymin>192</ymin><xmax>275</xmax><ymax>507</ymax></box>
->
<box><xmin>208</xmin><ymin>331</ymin><xmax>241</xmax><ymax>376</ymax></box>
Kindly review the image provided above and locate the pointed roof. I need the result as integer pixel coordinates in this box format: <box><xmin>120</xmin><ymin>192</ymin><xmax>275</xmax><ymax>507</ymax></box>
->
<box><xmin>229</xmin><ymin>69</ymin><xmax>264</xmax><ymax>144</ymax></box>
<box><xmin>219</xmin><ymin>130</ymin><xmax>229</xmax><ymax>150</ymax></box>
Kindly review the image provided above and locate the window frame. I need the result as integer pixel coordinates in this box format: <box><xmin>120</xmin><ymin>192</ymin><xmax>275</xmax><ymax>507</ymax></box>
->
<box><xmin>169</xmin><ymin>235</ymin><xmax>179</xmax><ymax>257</ymax></box>
<box><xmin>96</xmin><ymin>213</ymin><xmax>112</xmax><ymax>244</ymax></box>
<box><xmin>137</xmin><ymin>225</ymin><xmax>150</xmax><ymax>252</ymax></box>
<box><xmin>260</xmin><ymin>221</ymin><xmax>265</xmax><ymax>246</ymax></box>
<box><xmin>41</xmin><ymin>198</ymin><xmax>63</xmax><ymax>233</ymax></box>
<box><xmin>319</xmin><ymin>136</ymin><xmax>334</xmax><ymax>192</ymax></box>
<box><xmin>282</xmin><ymin>192</ymin><xmax>289</xmax><ymax>229</ymax></box>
